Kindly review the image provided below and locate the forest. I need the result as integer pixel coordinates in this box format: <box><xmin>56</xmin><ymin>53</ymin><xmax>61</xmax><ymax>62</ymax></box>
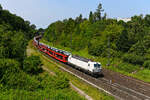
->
<box><xmin>43</xmin><ymin>3</ymin><xmax>150</xmax><ymax>81</ymax></box>
<box><xmin>0</xmin><ymin>4</ymin><xmax>87</xmax><ymax>100</ymax></box>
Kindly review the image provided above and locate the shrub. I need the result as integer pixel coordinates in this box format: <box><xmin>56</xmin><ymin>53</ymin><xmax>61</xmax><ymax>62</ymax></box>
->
<box><xmin>117</xmin><ymin>63</ymin><xmax>139</xmax><ymax>73</ymax></box>
<box><xmin>143</xmin><ymin>60</ymin><xmax>150</xmax><ymax>69</ymax></box>
<box><xmin>0</xmin><ymin>59</ymin><xmax>20</xmax><ymax>79</ymax></box>
<box><xmin>2</xmin><ymin>71</ymin><xmax>40</xmax><ymax>90</ymax></box>
<box><xmin>144</xmin><ymin>54</ymin><xmax>150</xmax><ymax>60</ymax></box>
<box><xmin>0</xmin><ymin>59</ymin><xmax>40</xmax><ymax>90</ymax></box>
<box><xmin>101</xmin><ymin>49</ymin><xmax>123</xmax><ymax>58</ymax></box>
<box><xmin>41</xmin><ymin>73</ymin><xmax>69</xmax><ymax>90</ymax></box>
<box><xmin>23</xmin><ymin>56</ymin><xmax>43</xmax><ymax>75</ymax></box>
<box><xmin>122</xmin><ymin>53</ymin><xmax>145</xmax><ymax>65</ymax></box>
<box><xmin>54</xmin><ymin>74</ymin><xmax>69</xmax><ymax>89</ymax></box>
<box><xmin>88</xmin><ymin>42</ymin><xmax>105</xmax><ymax>56</ymax></box>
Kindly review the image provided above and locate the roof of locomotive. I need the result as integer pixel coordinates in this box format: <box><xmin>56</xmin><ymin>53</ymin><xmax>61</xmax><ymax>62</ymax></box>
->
<box><xmin>72</xmin><ymin>55</ymin><xmax>92</xmax><ymax>63</ymax></box>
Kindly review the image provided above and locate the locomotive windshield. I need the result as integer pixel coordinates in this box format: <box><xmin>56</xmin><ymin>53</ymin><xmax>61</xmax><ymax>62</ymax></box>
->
<box><xmin>94</xmin><ymin>63</ymin><xmax>101</xmax><ymax>68</ymax></box>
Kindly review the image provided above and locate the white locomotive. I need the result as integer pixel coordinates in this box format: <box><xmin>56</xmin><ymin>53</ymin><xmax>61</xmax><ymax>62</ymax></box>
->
<box><xmin>68</xmin><ymin>55</ymin><xmax>102</xmax><ymax>75</ymax></box>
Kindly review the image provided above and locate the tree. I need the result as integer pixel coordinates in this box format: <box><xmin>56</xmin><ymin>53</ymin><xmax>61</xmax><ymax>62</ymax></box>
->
<box><xmin>25</xmin><ymin>20</ymin><xmax>30</xmax><ymax>26</ymax></box>
<box><xmin>116</xmin><ymin>30</ymin><xmax>130</xmax><ymax>52</ymax></box>
<box><xmin>129</xmin><ymin>34</ymin><xmax>150</xmax><ymax>56</ymax></box>
<box><xmin>104</xmin><ymin>23</ymin><xmax>123</xmax><ymax>43</ymax></box>
<box><xmin>89</xmin><ymin>11</ymin><xmax>94</xmax><ymax>23</ymax></box>
<box><xmin>38</xmin><ymin>28</ymin><xmax>45</xmax><ymax>33</ymax></box>
<box><xmin>75</xmin><ymin>14</ymin><xmax>83</xmax><ymax>24</ymax></box>
<box><xmin>128</xmin><ymin>15</ymin><xmax>145</xmax><ymax>43</ymax></box>
<box><xmin>144</xmin><ymin>14</ymin><xmax>150</xmax><ymax>26</ymax></box>
<box><xmin>0</xmin><ymin>4</ymin><xmax>2</xmax><ymax>10</ymax></box>
<box><xmin>10</xmin><ymin>31</ymin><xmax>27</xmax><ymax>62</ymax></box>
<box><xmin>95</xmin><ymin>3</ymin><xmax>104</xmax><ymax>21</ymax></box>
<box><xmin>102</xmin><ymin>13</ymin><xmax>107</xmax><ymax>20</ymax></box>
<box><xmin>88</xmin><ymin>40</ymin><xmax>106</xmax><ymax>56</ymax></box>
<box><xmin>129</xmin><ymin>41</ymin><xmax>146</xmax><ymax>56</ymax></box>
<box><xmin>30</xmin><ymin>24</ymin><xmax>36</xmax><ymax>30</ymax></box>
<box><xmin>64</xmin><ymin>18</ymin><xmax>75</xmax><ymax>34</ymax></box>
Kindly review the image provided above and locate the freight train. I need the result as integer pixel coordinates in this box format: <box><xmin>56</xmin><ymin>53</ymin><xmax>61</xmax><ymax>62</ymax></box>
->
<box><xmin>33</xmin><ymin>36</ymin><xmax>102</xmax><ymax>76</ymax></box>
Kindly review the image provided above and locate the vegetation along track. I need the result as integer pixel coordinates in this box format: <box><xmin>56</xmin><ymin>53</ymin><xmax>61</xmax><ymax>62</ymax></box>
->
<box><xmin>34</xmin><ymin>42</ymin><xmax>150</xmax><ymax>100</ymax></box>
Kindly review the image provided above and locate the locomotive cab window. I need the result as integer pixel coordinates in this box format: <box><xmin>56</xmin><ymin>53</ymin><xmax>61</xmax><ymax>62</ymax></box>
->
<box><xmin>94</xmin><ymin>64</ymin><xmax>100</xmax><ymax>68</ymax></box>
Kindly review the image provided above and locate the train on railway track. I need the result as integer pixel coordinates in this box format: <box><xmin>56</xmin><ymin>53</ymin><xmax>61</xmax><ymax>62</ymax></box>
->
<box><xmin>33</xmin><ymin>36</ymin><xmax>102</xmax><ymax>76</ymax></box>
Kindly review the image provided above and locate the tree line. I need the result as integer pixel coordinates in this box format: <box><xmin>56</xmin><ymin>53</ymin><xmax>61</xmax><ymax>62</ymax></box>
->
<box><xmin>44</xmin><ymin>3</ymin><xmax>150</xmax><ymax>69</ymax></box>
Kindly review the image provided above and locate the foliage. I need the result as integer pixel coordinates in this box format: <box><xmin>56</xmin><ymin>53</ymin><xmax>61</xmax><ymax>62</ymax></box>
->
<box><xmin>0</xmin><ymin>88</ymin><xmax>86</xmax><ymax>100</ymax></box>
<box><xmin>0</xmin><ymin>4</ymin><xmax>40</xmax><ymax>92</ymax></box>
<box><xmin>116</xmin><ymin>29</ymin><xmax>130</xmax><ymax>52</ymax></box>
<box><xmin>43</xmin><ymin>3</ymin><xmax>150</xmax><ymax>68</ymax></box>
<box><xmin>129</xmin><ymin>41</ymin><xmax>146</xmax><ymax>56</ymax></box>
<box><xmin>117</xmin><ymin>63</ymin><xmax>139</xmax><ymax>73</ymax></box>
<box><xmin>0</xmin><ymin>59</ymin><xmax>40</xmax><ymax>90</ymax></box>
<box><xmin>143</xmin><ymin>60</ymin><xmax>150</xmax><ymax>69</ymax></box>
<box><xmin>88</xmin><ymin>40</ymin><xmax>106</xmax><ymax>56</ymax></box>
<box><xmin>0</xmin><ymin>9</ymin><xmax>36</xmax><ymax>39</ymax></box>
<box><xmin>23</xmin><ymin>56</ymin><xmax>43</xmax><ymax>75</ymax></box>
<box><xmin>122</xmin><ymin>53</ymin><xmax>145</xmax><ymax>65</ymax></box>
<box><xmin>0</xmin><ymin>4</ymin><xmax>2</xmax><ymax>10</ymax></box>
<box><xmin>41</xmin><ymin>73</ymin><xmax>69</xmax><ymax>90</ymax></box>
<box><xmin>95</xmin><ymin>3</ymin><xmax>104</xmax><ymax>21</ymax></box>
<box><xmin>0</xmin><ymin>59</ymin><xmax>20</xmax><ymax>80</ymax></box>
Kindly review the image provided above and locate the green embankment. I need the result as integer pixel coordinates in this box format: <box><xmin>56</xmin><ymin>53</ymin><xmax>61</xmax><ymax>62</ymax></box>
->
<box><xmin>41</xmin><ymin>39</ymin><xmax>150</xmax><ymax>83</ymax></box>
<box><xmin>29</xmin><ymin>40</ymin><xmax>115</xmax><ymax>100</ymax></box>
<box><xmin>0</xmin><ymin>40</ymin><xmax>85</xmax><ymax>100</ymax></box>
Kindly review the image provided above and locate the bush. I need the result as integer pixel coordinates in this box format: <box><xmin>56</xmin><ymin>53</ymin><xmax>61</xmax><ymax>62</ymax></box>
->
<box><xmin>54</xmin><ymin>73</ymin><xmax>69</xmax><ymax>89</ymax></box>
<box><xmin>0</xmin><ymin>59</ymin><xmax>20</xmax><ymax>79</ymax></box>
<box><xmin>117</xmin><ymin>63</ymin><xmax>139</xmax><ymax>73</ymax></box>
<box><xmin>41</xmin><ymin>73</ymin><xmax>69</xmax><ymax>90</ymax></box>
<box><xmin>23</xmin><ymin>56</ymin><xmax>43</xmax><ymax>75</ymax></box>
<box><xmin>122</xmin><ymin>53</ymin><xmax>145</xmax><ymax>65</ymax></box>
<box><xmin>101</xmin><ymin>49</ymin><xmax>123</xmax><ymax>58</ymax></box>
<box><xmin>2</xmin><ymin>71</ymin><xmax>40</xmax><ymax>90</ymax></box>
<box><xmin>88</xmin><ymin>42</ymin><xmax>105</xmax><ymax>56</ymax></box>
<box><xmin>143</xmin><ymin>60</ymin><xmax>150</xmax><ymax>69</ymax></box>
<box><xmin>144</xmin><ymin>53</ymin><xmax>150</xmax><ymax>60</ymax></box>
<box><xmin>0</xmin><ymin>59</ymin><xmax>40</xmax><ymax>90</ymax></box>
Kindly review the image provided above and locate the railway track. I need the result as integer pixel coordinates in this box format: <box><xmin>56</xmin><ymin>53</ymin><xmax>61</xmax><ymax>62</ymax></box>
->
<box><xmin>35</xmin><ymin>44</ymin><xmax>150</xmax><ymax>100</ymax></box>
<box><xmin>102</xmin><ymin>69</ymin><xmax>150</xmax><ymax>98</ymax></box>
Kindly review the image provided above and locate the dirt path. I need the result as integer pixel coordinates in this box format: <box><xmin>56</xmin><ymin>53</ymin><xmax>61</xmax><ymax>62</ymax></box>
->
<box><xmin>70</xmin><ymin>82</ymin><xmax>93</xmax><ymax>100</ymax></box>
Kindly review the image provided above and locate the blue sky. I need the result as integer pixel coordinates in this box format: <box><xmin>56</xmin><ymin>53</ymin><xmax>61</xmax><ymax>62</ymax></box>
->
<box><xmin>1</xmin><ymin>0</ymin><xmax>150</xmax><ymax>28</ymax></box>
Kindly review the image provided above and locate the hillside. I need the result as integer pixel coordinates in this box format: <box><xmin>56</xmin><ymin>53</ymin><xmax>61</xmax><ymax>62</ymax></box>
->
<box><xmin>42</xmin><ymin>3</ymin><xmax>150</xmax><ymax>82</ymax></box>
<box><xmin>0</xmin><ymin>4</ymin><xmax>86</xmax><ymax>100</ymax></box>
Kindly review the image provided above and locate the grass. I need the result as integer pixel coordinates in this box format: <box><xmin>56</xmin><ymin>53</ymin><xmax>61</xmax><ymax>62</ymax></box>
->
<box><xmin>41</xmin><ymin>39</ymin><xmax>150</xmax><ymax>83</ymax></box>
<box><xmin>28</xmin><ymin>40</ymin><xmax>115</xmax><ymax>100</ymax></box>
<box><xmin>0</xmin><ymin>88</ymin><xmax>86</xmax><ymax>100</ymax></box>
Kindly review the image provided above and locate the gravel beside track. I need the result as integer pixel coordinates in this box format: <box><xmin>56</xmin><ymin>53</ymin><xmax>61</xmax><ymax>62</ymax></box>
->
<box><xmin>102</xmin><ymin>69</ymin><xmax>150</xmax><ymax>97</ymax></box>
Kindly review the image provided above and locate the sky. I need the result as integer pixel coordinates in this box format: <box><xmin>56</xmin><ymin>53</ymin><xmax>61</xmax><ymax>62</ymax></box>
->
<box><xmin>0</xmin><ymin>0</ymin><xmax>150</xmax><ymax>28</ymax></box>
